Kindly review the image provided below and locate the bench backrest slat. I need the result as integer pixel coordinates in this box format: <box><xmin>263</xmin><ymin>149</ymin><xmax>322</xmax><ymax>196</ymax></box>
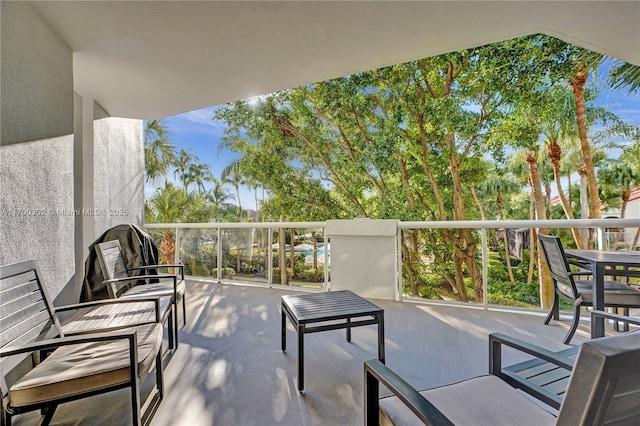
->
<box><xmin>1</xmin><ymin>260</ymin><xmax>62</xmax><ymax>395</ymax></box>
<box><xmin>96</xmin><ymin>240</ymin><xmax>137</xmax><ymax>297</ymax></box>
<box><xmin>96</xmin><ymin>240</ymin><xmax>129</xmax><ymax>280</ymax></box>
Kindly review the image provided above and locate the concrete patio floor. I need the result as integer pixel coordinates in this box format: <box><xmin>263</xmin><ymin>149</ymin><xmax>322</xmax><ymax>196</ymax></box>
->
<box><xmin>12</xmin><ymin>279</ymin><xmax>595</xmax><ymax>425</ymax></box>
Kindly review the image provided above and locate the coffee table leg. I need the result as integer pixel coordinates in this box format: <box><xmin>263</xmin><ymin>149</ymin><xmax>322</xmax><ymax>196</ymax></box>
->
<box><xmin>281</xmin><ymin>308</ymin><xmax>286</xmax><ymax>351</ymax></box>
<box><xmin>346</xmin><ymin>317</ymin><xmax>351</xmax><ymax>342</ymax></box>
<box><xmin>298</xmin><ymin>324</ymin><xmax>304</xmax><ymax>391</ymax></box>
<box><xmin>378</xmin><ymin>313</ymin><xmax>385</xmax><ymax>363</ymax></box>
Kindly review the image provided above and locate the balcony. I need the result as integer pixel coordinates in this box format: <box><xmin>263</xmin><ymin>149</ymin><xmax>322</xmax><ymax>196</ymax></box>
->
<box><xmin>145</xmin><ymin>219</ymin><xmax>640</xmax><ymax>307</ymax></box>
<box><xmin>10</xmin><ymin>278</ymin><xmax>596</xmax><ymax>425</ymax></box>
<box><xmin>4</xmin><ymin>218</ymin><xmax>638</xmax><ymax>425</ymax></box>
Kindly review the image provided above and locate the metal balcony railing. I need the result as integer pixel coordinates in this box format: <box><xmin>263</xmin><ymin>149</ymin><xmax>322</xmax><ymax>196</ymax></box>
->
<box><xmin>145</xmin><ymin>218</ymin><xmax>639</xmax><ymax>311</ymax></box>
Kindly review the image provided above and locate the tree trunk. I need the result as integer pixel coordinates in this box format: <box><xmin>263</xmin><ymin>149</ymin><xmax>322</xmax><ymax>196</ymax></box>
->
<box><xmin>448</xmin><ymin>142</ymin><xmax>482</xmax><ymax>301</ymax></box>
<box><xmin>498</xmin><ymin>196</ymin><xmax>515</xmax><ymax>283</ymax></box>
<box><xmin>407</xmin><ymin>230</ymin><xmax>422</xmax><ymax>296</ymax></box>
<box><xmin>279</xmin><ymin>218</ymin><xmax>288</xmax><ymax>285</ymax></box>
<box><xmin>311</xmin><ymin>231</ymin><xmax>318</xmax><ymax>278</ymax></box>
<box><xmin>528</xmin><ymin>193</ymin><xmax>536</xmax><ymax>285</ymax></box>
<box><xmin>525</xmin><ymin>150</ymin><xmax>552</xmax><ymax>309</ymax></box>
<box><xmin>290</xmin><ymin>228</ymin><xmax>296</xmax><ymax>278</ymax></box>
<box><xmin>236</xmin><ymin>237</ymin><xmax>241</xmax><ymax>275</ymax></box>
<box><xmin>579</xmin><ymin>163</ymin><xmax>591</xmax><ymax>248</ymax></box>
<box><xmin>159</xmin><ymin>229</ymin><xmax>176</xmax><ymax>269</ymax></box>
<box><xmin>632</xmin><ymin>227</ymin><xmax>640</xmax><ymax>251</ymax></box>
<box><xmin>571</xmin><ymin>67</ymin><xmax>601</xmax><ymax>219</ymax></box>
<box><xmin>453</xmin><ymin>253</ymin><xmax>468</xmax><ymax>302</ymax></box>
<box><xmin>548</xmin><ymin>140</ymin><xmax>583</xmax><ymax>248</ymax></box>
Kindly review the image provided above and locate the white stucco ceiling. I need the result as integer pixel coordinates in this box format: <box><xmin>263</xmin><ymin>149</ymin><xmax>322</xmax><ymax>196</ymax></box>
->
<box><xmin>32</xmin><ymin>1</ymin><xmax>640</xmax><ymax>120</ymax></box>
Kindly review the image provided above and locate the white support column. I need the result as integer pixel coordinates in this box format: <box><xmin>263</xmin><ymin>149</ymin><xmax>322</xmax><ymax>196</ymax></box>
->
<box><xmin>74</xmin><ymin>96</ymin><xmax>96</xmax><ymax>290</ymax></box>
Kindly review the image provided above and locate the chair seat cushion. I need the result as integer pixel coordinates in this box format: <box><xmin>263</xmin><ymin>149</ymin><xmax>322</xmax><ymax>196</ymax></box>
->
<box><xmin>379</xmin><ymin>375</ymin><xmax>556</xmax><ymax>426</ymax></box>
<box><xmin>573</xmin><ymin>280</ymin><xmax>640</xmax><ymax>306</ymax></box>
<box><xmin>121</xmin><ymin>279</ymin><xmax>185</xmax><ymax>301</ymax></box>
<box><xmin>8</xmin><ymin>323</ymin><xmax>163</xmax><ymax>408</ymax></box>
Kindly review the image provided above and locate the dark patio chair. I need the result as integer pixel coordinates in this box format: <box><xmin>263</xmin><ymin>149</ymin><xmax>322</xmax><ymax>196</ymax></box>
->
<box><xmin>365</xmin><ymin>326</ymin><xmax>640</xmax><ymax>425</ymax></box>
<box><xmin>538</xmin><ymin>234</ymin><xmax>640</xmax><ymax>344</ymax></box>
<box><xmin>95</xmin><ymin>239</ymin><xmax>186</xmax><ymax>349</ymax></box>
<box><xmin>1</xmin><ymin>260</ymin><xmax>164</xmax><ymax>426</ymax></box>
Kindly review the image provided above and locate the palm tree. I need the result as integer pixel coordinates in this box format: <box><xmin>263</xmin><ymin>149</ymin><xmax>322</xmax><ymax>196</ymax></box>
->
<box><xmin>222</xmin><ymin>160</ymin><xmax>246</xmax><ymax>218</ymax></box>
<box><xmin>598</xmin><ymin>160</ymin><xmax>639</xmax><ymax>248</ymax></box>
<box><xmin>174</xmin><ymin>149</ymin><xmax>197</xmax><ymax>191</ymax></box>
<box><xmin>569</xmin><ymin>64</ymin><xmax>602</xmax><ymax>219</ymax></box>
<box><xmin>569</xmin><ymin>54</ymin><xmax>640</xmax><ymax>220</ymax></box>
<box><xmin>144</xmin><ymin>119</ymin><xmax>176</xmax><ymax>183</ymax></box>
<box><xmin>474</xmin><ymin>169</ymin><xmax>521</xmax><ymax>283</ymax></box>
<box><xmin>146</xmin><ymin>182</ymin><xmax>192</xmax><ymax>264</ymax></box>
<box><xmin>206</xmin><ymin>178</ymin><xmax>235</xmax><ymax>217</ymax></box>
<box><xmin>539</xmin><ymin>86</ymin><xmax>584</xmax><ymax>247</ymax></box>
<box><xmin>187</xmin><ymin>163</ymin><xmax>213</xmax><ymax>194</ymax></box>
<box><xmin>608</xmin><ymin>62</ymin><xmax>640</xmax><ymax>93</ymax></box>
<box><xmin>522</xmin><ymin>148</ymin><xmax>554</xmax><ymax>309</ymax></box>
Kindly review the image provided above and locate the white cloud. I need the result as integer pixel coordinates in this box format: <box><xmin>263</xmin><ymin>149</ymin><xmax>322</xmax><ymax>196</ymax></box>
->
<box><xmin>163</xmin><ymin>105</ymin><xmax>226</xmax><ymax>136</ymax></box>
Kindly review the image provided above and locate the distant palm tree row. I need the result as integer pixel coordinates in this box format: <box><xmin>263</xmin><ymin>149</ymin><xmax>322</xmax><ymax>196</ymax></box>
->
<box><xmin>144</xmin><ymin>119</ymin><xmax>248</xmax><ymax>225</ymax></box>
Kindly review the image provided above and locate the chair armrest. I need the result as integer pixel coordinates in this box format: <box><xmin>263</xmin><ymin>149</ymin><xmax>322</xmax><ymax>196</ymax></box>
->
<box><xmin>103</xmin><ymin>274</ymin><xmax>178</xmax><ymax>284</ymax></box>
<box><xmin>0</xmin><ymin>329</ymin><xmax>138</xmax><ymax>358</ymax></box>
<box><xmin>56</xmin><ymin>297</ymin><xmax>161</xmax><ymax>317</ymax></box>
<box><xmin>55</xmin><ymin>297</ymin><xmax>162</xmax><ymax>328</ymax></box>
<box><xmin>129</xmin><ymin>264</ymin><xmax>184</xmax><ymax>279</ymax></box>
<box><xmin>568</xmin><ymin>271</ymin><xmax>592</xmax><ymax>277</ymax></box>
<box><xmin>489</xmin><ymin>333</ymin><xmax>574</xmax><ymax>372</ymax></box>
<box><xmin>364</xmin><ymin>359</ymin><xmax>454</xmax><ymax>426</ymax></box>
<box><xmin>490</xmin><ymin>333</ymin><xmax>576</xmax><ymax>410</ymax></box>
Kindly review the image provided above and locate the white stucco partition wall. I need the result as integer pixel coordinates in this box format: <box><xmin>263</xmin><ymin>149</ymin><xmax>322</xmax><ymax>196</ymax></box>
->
<box><xmin>0</xmin><ymin>1</ymin><xmax>75</xmax><ymax>300</ymax></box>
<box><xmin>326</xmin><ymin>219</ymin><xmax>398</xmax><ymax>300</ymax></box>
<box><xmin>93</xmin><ymin>117</ymin><xmax>145</xmax><ymax>236</ymax></box>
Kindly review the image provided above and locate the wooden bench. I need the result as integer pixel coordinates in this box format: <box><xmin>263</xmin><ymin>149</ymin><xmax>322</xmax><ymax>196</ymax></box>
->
<box><xmin>1</xmin><ymin>260</ymin><xmax>165</xmax><ymax>426</ymax></box>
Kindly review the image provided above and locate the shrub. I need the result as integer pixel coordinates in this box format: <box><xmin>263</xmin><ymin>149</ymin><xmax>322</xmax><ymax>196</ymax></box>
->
<box><xmin>212</xmin><ymin>267</ymin><xmax>235</xmax><ymax>279</ymax></box>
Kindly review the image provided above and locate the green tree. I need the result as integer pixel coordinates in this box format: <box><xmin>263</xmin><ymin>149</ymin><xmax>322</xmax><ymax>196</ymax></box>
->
<box><xmin>221</xmin><ymin>160</ymin><xmax>246</xmax><ymax>219</ymax></box>
<box><xmin>206</xmin><ymin>178</ymin><xmax>235</xmax><ymax>217</ymax></box>
<box><xmin>217</xmin><ymin>35</ymin><xmax>577</xmax><ymax>302</ymax></box>
<box><xmin>144</xmin><ymin>119</ymin><xmax>176</xmax><ymax>183</ymax></box>
<box><xmin>174</xmin><ymin>149</ymin><xmax>197</xmax><ymax>191</ymax></box>
<box><xmin>186</xmin><ymin>162</ymin><xmax>214</xmax><ymax>194</ymax></box>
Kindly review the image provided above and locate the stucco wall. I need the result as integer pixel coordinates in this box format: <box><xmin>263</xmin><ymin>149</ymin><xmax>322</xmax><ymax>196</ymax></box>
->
<box><xmin>0</xmin><ymin>137</ymin><xmax>76</xmax><ymax>298</ymax></box>
<box><xmin>0</xmin><ymin>1</ymin><xmax>76</xmax><ymax>299</ymax></box>
<box><xmin>1</xmin><ymin>1</ymin><xmax>74</xmax><ymax>146</ymax></box>
<box><xmin>0</xmin><ymin>3</ymin><xmax>145</xmax><ymax>304</ymax></box>
<box><xmin>93</xmin><ymin>117</ymin><xmax>145</xmax><ymax>236</ymax></box>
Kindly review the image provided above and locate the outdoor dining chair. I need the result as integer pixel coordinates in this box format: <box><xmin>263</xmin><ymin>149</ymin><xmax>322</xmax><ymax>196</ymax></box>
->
<box><xmin>537</xmin><ymin>234</ymin><xmax>640</xmax><ymax>344</ymax></box>
<box><xmin>95</xmin><ymin>239</ymin><xmax>186</xmax><ymax>349</ymax></box>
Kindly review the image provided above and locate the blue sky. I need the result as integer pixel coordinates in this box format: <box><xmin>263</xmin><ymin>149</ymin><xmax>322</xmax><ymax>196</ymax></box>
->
<box><xmin>147</xmin><ymin>62</ymin><xmax>639</xmax><ymax>209</ymax></box>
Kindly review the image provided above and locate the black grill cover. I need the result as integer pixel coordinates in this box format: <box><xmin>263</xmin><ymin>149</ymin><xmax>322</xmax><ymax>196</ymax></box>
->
<box><xmin>81</xmin><ymin>224</ymin><xmax>159</xmax><ymax>302</ymax></box>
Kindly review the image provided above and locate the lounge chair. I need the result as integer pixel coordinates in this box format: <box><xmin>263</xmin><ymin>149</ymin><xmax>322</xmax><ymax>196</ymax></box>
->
<box><xmin>1</xmin><ymin>260</ymin><xmax>164</xmax><ymax>426</ymax></box>
<box><xmin>95</xmin><ymin>239</ymin><xmax>186</xmax><ymax>349</ymax></box>
<box><xmin>364</xmin><ymin>320</ymin><xmax>640</xmax><ymax>425</ymax></box>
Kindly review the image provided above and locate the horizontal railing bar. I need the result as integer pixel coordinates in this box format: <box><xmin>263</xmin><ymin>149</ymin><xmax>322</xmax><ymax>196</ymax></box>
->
<box><xmin>145</xmin><ymin>222</ymin><xmax>326</xmax><ymax>229</ymax></box>
<box><xmin>399</xmin><ymin>219</ymin><xmax>640</xmax><ymax>229</ymax></box>
<box><xmin>145</xmin><ymin>218</ymin><xmax>639</xmax><ymax>230</ymax></box>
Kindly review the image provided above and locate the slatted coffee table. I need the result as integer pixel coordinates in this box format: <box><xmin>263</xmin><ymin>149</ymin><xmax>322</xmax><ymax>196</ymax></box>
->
<box><xmin>281</xmin><ymin>290</ymin><xmax>385</xmax><ymax>391</ymax></box>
